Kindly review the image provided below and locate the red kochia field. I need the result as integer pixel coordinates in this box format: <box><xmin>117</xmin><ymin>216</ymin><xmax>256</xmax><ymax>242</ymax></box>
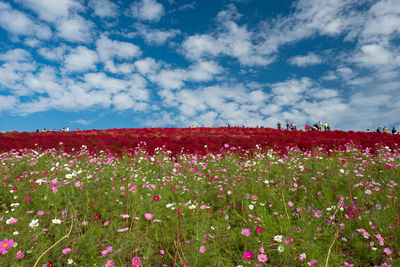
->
<box><xmin>1</xmin><ymin>127</ymin><xmax>399</xmax><ymax>154</ymax></box>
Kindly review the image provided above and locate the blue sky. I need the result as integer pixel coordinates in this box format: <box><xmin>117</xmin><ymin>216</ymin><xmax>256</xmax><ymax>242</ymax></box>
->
<box><xmin>0</xmin><ymin>0</ymin><xmax>399</xmax><ymax>132</ymax></box>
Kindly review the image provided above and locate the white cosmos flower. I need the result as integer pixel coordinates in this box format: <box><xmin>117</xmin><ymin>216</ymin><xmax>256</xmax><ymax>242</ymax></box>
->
<box><xmin>29</xmin><ymin>219</ymin><xmax>39</xmax><ymax>228</ymax></box>
<box><xmin>52</xmin><ymin>218</ymin><xmax>62</xmax><ymax>224</ymax></box>
<box><xmin>249</xmin><ymin>204</ymin><xmax>254</xmax><ymax>210</ymax></box>
<box><xmin>278</xmin><ymin>245</ymin><xmax>284</xmax><ymax>252</ymax></box>
<box><xmin>274</xmin><ymin>235</ymin><xmax>283</xmax><ymax>242</ymax></box>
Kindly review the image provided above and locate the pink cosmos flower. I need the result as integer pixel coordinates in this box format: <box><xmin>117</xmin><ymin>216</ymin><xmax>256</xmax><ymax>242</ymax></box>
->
<box><xmin>257</xmin><ymin>254</ymin><xmax>268</xmax><ymax>262</ymax></box>
<box><xmin>144</xmin><ymin>213</ymin><xmax>153</xmax><ymax>220</ymax></box>
<box><xmin>16</xmin><ymin>251</ymin><xmax>24</xmax><ymax>259</ymax></box>
<box><xmin>37</xmin><ymin>211</ymin><xmax>45</xmax><ymax>216</ymax></box>
<box><xmin>307</xmin><ymin>259</ymin><xmax>318</xmax><ymax>266</ymax></box>
<box><xmin>199</xmin><ymin>246</ymin><xmax>206</xmax><ymax>253</ymax></box>
<box><xmin>384</xmin><ymin>248</ymin><xmax>392</xmax><ymax>255</ymax></box>
<box><xmin>105</xmin><ymin>259</ymin><xmax>114</xmax><ymax>267</ymax></box>
<box><xmin>101</xmin><ymin>246</ymin><xmax>112</xmax><ymax>256</ymax></box>
<box><xmin>241</xmin><ymin>228</ymin><xmax>250</xmax><ymax>237</ymax></box>
<box><xmin>62</xmin><ymin>248</ymin><xmax>71</xmax><ymax>255</ymax></box>
<box><xmin>299</xmin><ymin>253</ymin><xmax>306</xmax><ymax>262</ymax></box>
<box><xmin>242</xmin><ymin>250</ymin><xmax>254</xmax><ymax>259</ymax></box>
<box><xmin>287</xmin><ymin>201</ymin><xmax>294</xmax><ymax>207</ymax></box>
<box><xmin>129</xmin><ymin>185</ymin><xmax>137</xmax><ymax>191</ymax></box>
<box><xmin>0</xmin><ymin>238</ymin><xmax>14</xmax><ymax>254</ymax></box>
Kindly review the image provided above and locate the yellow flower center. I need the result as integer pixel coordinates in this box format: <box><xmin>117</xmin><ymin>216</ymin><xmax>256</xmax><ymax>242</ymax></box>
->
<box><xmin>2</xmin><ymin>244</ymin><xmax>8</xmax><ymax>248</ymax></box>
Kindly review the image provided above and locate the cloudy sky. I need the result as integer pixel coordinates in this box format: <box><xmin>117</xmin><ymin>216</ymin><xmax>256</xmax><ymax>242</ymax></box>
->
<box><xmin>1</xmin><ymin>0</ymin><xmax>399</xmax><ymax>132</ymax></box>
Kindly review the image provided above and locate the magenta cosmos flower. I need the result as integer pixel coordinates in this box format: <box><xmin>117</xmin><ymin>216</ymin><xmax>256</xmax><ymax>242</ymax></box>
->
<box><xmin>242</xmin><ymin>250</ymin><xmax>254</xmax><ymax>259</ymax></box>
<box><xmin>132</xmin><ymin>257</ymin><xmax>141</xmax><ymax>266</ymax></box>
<box><xmin>16</xmin><ymin>251</ymin><xmax>24</xmax><ymax>259</ymax></box>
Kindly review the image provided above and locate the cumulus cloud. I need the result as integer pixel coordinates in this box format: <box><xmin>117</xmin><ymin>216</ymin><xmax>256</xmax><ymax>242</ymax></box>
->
<box><xmin>71</xmin><ymin>118</ymin><xmax>91</xmax><ymax>125</ymax></box>
<box><xmin>38</xmin><ymin>46</ymin><xmax>68</xmax><ymax>61</ymax></box>
<box><xmin>134</xmin><ymin>24</ymin><xmax>180</xmax><ymax>45</ymax></box>
<box><xmin>0</xmin><ymin>95</ymin><xmax>17</xmax><ymax>112</ymax></box>
<box><xmin>0</xmin><ymin>2</ymin><xmax>52</xmax><ymax>40</ymax></box>
<box><xmin>15</xmin><ymin>0</ymin><xmax>83</xmax><ymax>22</ymax></box>
<box><xmin>0</xmin><ymin>49</ymin><xmax>36</xmax><ymax>96</ymax></box>
<box><xmin>134</xmin><ymin>57</ymin><xmax>160</xmax><ymax>75</ymax></box>
<box><xmin>89</xmin><ymin>0</ymin><xmax>119</xmax><ymax>18</ymax></box>
<box><xmin>57</xmin><ymin>16</ymin><xmax>94</xmax><ymax>43</ymax></box>
<box><xmin>151</xmin><ymin>61</ymin><xmax>222</xmax><ymax>90</ymax></box>
<box><xmin>96</xmin><ymin>35</ymin><xmax>141</xmax><ymax>60</ymax></box>
<box><xmin>129</xmin><ymin>0</ymin><xmax>164</xmax><ymax>22</ymax></box>
<box><xmin>64</xmin><ymin>46</ymin><xmax>98</xmax><ymax>72</ymax></box>
<box><xmin>182</xmin><ymin>5</ymin><xmax>275</xmax><ymax>66</ymax></box>
<box><xmin>353</xmin><ymin>44</ymin><xmax>399</xmax><ymax>67</ymax></box>
<box><xmin>289</xmin><ymin>53</ymin><xmax>322</xmax><ymax>67</ymax></box>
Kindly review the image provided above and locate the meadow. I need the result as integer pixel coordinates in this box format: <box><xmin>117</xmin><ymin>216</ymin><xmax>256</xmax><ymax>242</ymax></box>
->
<box><xmin>0</xmin><ymin>128</ymin><xmax>399</xmax><ymax>266</ymax></box>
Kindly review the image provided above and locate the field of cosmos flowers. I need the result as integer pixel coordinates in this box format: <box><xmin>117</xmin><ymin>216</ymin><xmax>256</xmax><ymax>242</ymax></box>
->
<box><xmin>0</xmin><ymin>128</ymin><xmax>399</xmax><ymax>266</ymax></box>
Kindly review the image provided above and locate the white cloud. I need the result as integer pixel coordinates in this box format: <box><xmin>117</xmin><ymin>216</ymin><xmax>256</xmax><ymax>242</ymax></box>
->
<box><xmin>23</xmin><ymin>67</ymin><xmax>62</xmax><ymax>95</ymax></box>
<box><xmin>57</xmin><ymin>16</ymin><xmax>94</xmax><ymax>43</ymax></box>
<box><xmin>89</xmin><ymin>0</ymin><xmax>119</xmax><ymax>18</ymax></box>
<box><xmin>151</xmin><ymin>61</ymin><xmax>222</xmax><ymax>90</ymax></box>
<box><xmin>289</xmin><ymin>53</ymin><xmax>322</xmax><ymax>67</ymax></box>
<box><xmin>187</xmin><ymin>61</ymin><xmax>222</xmax><ymax>82</ymax></box>
<box><xmin>129</xmin><ymin>0</ymin><xmax>164</xmax><ymax>22</ymax></box>
<box><xmin>38</xmin><ymin>46</ymin><xmax>68</xmax><ymax>61</ymax></box>
<box><xmin>134</xmin><ymin>24</ymin><xmax>180</xmax><ymax>46</ymax></box>
<box><xmin>71</xmin><ymin>119</ymin><xmax>91</xmax><ymax>125</ymax></box>
<box><xmin>0</xmin><ymin>49</ymin><xmax>36</xmax><ymax>95</ymax></box>
<box><xmin>96</xmin><ymin>35</ymin><xmax>142</xmax><ymax>70</ymax></box>
<box><xmin>134</xmin><ymin>57</ymin><xmax>160</xmax><ymax>75</ymax></box>
<box><xmin>0</xmin><ymin>95</ymin><xmax>17</xmax><ymax>112</ymax></box>
<box><xmin>64</xmin><ymin>46</ymin><xmax>98</xmax><ymax>72</ymax></box>
<box><xmin>0</xmin><ymin>49</ymin><xmax>31</xmax><ymax>62</ymax></box>
<box><xmin>0</xmin><ymin>2</ymin><xmax>52</xmax><ymax>39</ymax></box>
<box><xmin>15</xmin><ymin>0</ymin><xmax>83</xmax><ymax>22</ymax></box>
<box><xmin>353</xmin><ymin>44</ymin><xmax>399</xmax><ymax>67</ymax></box>
<box><xmin>181</xmin><ymin>5</ymin><xmax>275</xmax><ymax>66</ymax></box>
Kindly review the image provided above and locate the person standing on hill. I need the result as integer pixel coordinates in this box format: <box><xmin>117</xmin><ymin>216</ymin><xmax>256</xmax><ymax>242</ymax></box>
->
<box><xmin>377</xmin><ymin>127</ymin><xmax>381</xmax><ymax>133</ymax></box>
<box><xmin>392</xmin><ymin>127</ymin><xmax>396</xmax><ymax>134</ymax></box>
<box><xmin>286</xmin><ymin>121</ymin><xmax>289</xmax><ymax>130</ymax></box>
<box><xmin>383</xmin><ymin>126</ymin><xmax>388</xmax><ymax>133</ymax></box>
<box><xmin>277</xmin><ymin>122</ymin><xmax>281</xmax><ymax>130</ymax></box>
